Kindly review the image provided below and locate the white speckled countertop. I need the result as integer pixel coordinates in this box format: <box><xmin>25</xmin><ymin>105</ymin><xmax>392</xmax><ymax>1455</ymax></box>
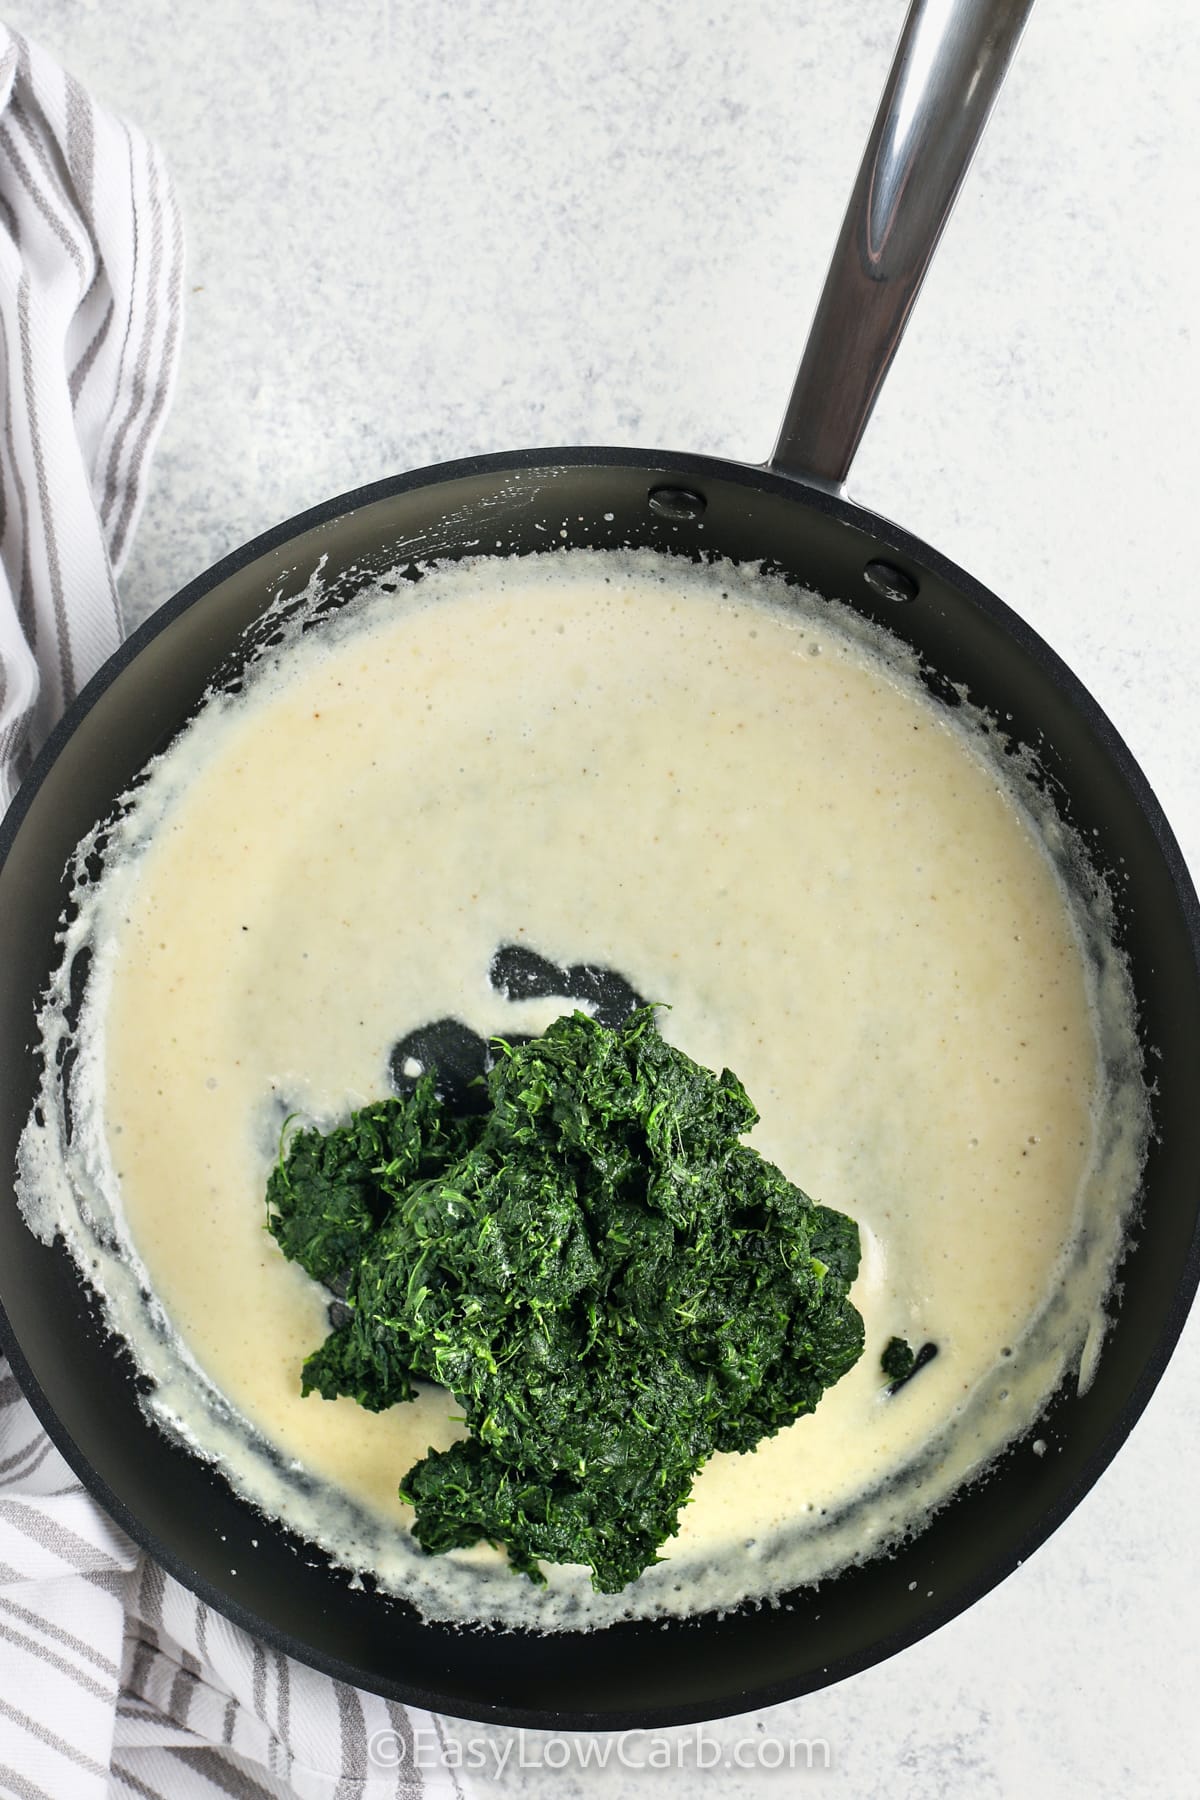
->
<box><xmin>12</xmin><ymin>0</ymin><xmax>1199</xmax><ymax>1792</ymax></box>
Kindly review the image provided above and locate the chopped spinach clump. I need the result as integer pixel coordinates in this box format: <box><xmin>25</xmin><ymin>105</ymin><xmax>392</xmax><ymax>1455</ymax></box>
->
<box><xmin>267</xmin><ymin>1008</ymin><xmax>865</xmax><ymax>1592</ymax></box>
<box><xmin>881</xmin><ymin>1335</ymin><xmax>916</xmax><ymax>1385</ymax></box>
<box><xmin>881</xmin><ymin>1335</ymin><xmax>939</xmax><ymax>1394</ymax></box>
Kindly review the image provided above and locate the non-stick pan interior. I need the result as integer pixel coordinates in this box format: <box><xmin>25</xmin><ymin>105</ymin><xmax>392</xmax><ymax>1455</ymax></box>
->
<box><xmin>2</xmin><ymin>450</ymin><xmax>1198</xmax><ymax>1726</ymax></box>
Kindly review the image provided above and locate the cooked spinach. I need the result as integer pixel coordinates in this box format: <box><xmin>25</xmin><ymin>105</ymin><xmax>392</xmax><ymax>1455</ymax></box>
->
<box><xmin>881</xmin><ymin>1335</ymin><xmax>916</xmax><ymax>1384</ymax></box>
<box><xmin>267</xmin><ymin>1007</ymin><xmax>865</xmax><ymax>1592</ymax></box>
<box><xmin>881</xmin><ymin>1334</ymin><xmax>939</xmax><ymax>1394</ymax></box>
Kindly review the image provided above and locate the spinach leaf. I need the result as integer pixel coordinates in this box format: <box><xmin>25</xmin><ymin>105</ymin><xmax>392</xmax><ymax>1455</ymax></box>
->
<box><xmin>881</xmin><ymin>1335</ymin><xmax>916</xmax><ymax>1384</ymax></box>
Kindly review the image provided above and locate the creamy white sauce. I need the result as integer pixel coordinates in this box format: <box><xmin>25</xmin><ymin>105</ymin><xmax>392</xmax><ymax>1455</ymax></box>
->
<box><xmin>17</xmin><ymin>549</ymin><xmax>1148</xmax><ymax>1630</ymax></box>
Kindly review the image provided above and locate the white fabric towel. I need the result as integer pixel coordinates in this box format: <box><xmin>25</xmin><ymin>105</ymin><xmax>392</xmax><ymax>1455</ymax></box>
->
<box><xmin>0</xmin><ymin>24</ymin><xmax>459</xmax><ymax>1800</ymax></box>
<box><xmin>0</xmin><ymin>22</ymin><xmax>180</xmax><ymax>808</ymax></box>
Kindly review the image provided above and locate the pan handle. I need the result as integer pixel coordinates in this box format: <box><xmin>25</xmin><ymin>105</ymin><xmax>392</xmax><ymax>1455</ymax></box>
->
<box><xmin>768</xmin><ymin>0</ymin><xmax>1034</xmax><ymax>490</ymax></box>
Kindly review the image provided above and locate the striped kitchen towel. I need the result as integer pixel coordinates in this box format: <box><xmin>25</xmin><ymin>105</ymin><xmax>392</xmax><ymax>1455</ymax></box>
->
<box><xmin>0</xmin><ymin>23</ymin><xmax>180</xmax><ymax>810</ymax></box>
<box><xmin>0</xmin><ymin>25</ymin><xmax>458</xmax><ymax>1800</ymax></box>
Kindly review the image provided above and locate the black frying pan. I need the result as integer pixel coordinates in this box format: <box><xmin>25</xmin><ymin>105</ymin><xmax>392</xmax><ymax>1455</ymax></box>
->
<box><xmin>2</xmin><ymin>0</ymin><xmax>1198</xmax><ymax>1729</ymax></box>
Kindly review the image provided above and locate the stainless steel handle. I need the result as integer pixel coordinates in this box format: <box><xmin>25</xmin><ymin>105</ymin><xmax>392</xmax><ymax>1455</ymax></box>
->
<box><xmin>769</xmin><ymin>0</ymin><xmax>1035</xmax><ymax>489</ymax></box>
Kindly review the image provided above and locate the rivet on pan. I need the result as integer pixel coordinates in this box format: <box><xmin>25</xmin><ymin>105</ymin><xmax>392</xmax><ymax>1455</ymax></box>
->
<box><xmin>648</xmin><ymin>485</ymin><xmax>708</xmax><ymax>523</ymax></box>
<box><xmin>864</xmin><ymin>559</ymin><xmax>919</xmax><ymax>603</ymax></box>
